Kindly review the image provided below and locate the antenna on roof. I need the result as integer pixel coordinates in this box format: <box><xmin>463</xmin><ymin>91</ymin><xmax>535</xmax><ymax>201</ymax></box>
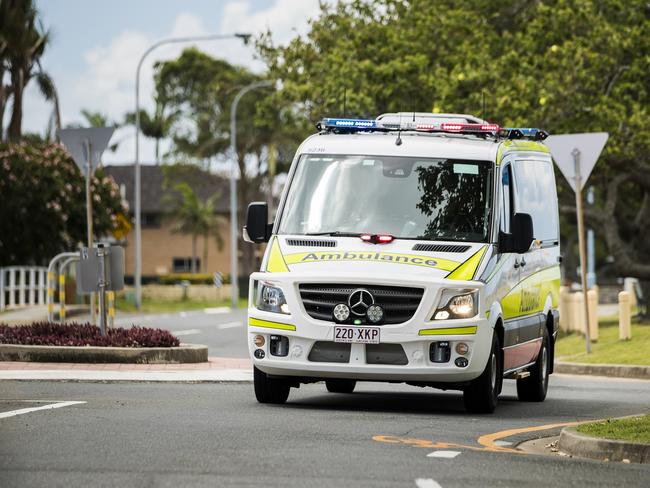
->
<box><xmin>482</xmin><ymin>91</ymin><xmax>486</xmax><ymax>122</ymax></box>
<box><xmin>395</xmin><ymin>111</ymin><xmax>403</xmax><ymax>146</ymax></box>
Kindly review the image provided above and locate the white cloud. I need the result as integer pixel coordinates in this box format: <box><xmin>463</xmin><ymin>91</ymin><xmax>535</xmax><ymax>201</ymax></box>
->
<box><xmin>21</xmin><ymin>1</ymin><xmax>323</xmax><ymax>164</ymax></box>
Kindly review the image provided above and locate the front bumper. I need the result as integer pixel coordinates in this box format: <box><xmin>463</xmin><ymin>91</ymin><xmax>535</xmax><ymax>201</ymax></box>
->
<box><xmin>247</xmin><ymin>271</ymin><xmax>492</xmax><ymax>383</ymax></box>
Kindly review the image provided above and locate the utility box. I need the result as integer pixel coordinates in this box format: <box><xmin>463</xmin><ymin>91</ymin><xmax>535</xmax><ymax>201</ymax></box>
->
<box><xmin>76</xmin><ymin>245</ymin><xmax>125</xmax><ymax>294</ymax></box>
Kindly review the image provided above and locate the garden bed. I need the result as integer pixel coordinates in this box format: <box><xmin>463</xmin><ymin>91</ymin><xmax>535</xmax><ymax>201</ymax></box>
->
<box><xmin>0</xmin><ymin>322</ymin><xmax>207</xmax><ymax>364</ymax></box>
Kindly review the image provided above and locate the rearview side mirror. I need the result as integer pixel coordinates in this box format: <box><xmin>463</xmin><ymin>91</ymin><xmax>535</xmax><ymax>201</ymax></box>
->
<box><xmin>499</xmin><ymin>213</ymin><xmax>534</xmax><ymax>254</ymax></box>
<box><xmin>243</xmin><ymin>202</ymin><xmax>272</xmax><ymax>244</ymax></box>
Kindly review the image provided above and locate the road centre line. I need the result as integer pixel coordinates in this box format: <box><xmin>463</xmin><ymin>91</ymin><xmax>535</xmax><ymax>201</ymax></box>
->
<box><xmin>0</xmin><ymin>401</ymin><xmax>86</xmax><ymax>419</ymax></box>
<box><xmin>172</xmin><ymin>329</ymin><xmax>202</xmax><ymax>336</ymax></box>
<box><xmin>204</xmin><ymin>307</ymin><xmax>231</xmax><ymax>314</ymax></box>
<box><xmin>218</xmin><ymin>321</ymin><xmax>243</xmax><ymax>329</ymax></box>
<box><xmin>415</xmin><ymin>478</ymin><xmax>443</xmax><ymax>488</ymax></box>
<box><xmin>427</xmin><ymin>450</ymin><xmax>461</xmax><ymax>459</ymax></box>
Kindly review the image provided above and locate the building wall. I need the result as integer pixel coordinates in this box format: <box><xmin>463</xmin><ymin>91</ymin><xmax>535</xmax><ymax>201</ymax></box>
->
<box><xmin>123</xmin><ymin>218</ymin><xmax>233</xmax><ymax>279</ymax></box>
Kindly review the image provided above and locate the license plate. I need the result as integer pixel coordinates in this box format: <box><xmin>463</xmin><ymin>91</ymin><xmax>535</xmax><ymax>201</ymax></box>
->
<box><xmin>334</xmin><ymin>326</ymin><xmax>380</xmax><ymax>344</ymax></box>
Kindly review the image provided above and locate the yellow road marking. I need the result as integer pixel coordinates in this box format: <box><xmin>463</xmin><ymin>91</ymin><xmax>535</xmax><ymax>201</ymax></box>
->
<box><xmin>477</xmin><ymin>421</ymin><xmax>582</xmax><ymax>451</ymax></box>
<box><xmin>374</xmin><ymin>420</ymin><xmax>586</xmax><ymax>455</ymax></box>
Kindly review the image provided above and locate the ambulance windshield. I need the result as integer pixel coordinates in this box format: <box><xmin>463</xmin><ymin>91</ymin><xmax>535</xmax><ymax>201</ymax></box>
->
<box><xmin>278</xmin><ymin>155</ymin><xmax>493</xmax><ymax>242</ymax></box>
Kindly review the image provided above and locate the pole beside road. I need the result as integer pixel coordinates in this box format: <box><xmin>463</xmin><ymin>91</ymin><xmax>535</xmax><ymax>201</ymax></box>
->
<box><xmin>229</xmin><ymin>80</ymin><xmax>274</xmax><ymax>309</ymax></box>
<box><xmin>133</xmin><ymin>33</ymin><xmax>251</xmax><ymax>311</ymax></box>
<box><xmin>573</xmin><ymin>148</ymin><xmax>592</xmax><ymax>353</ymax></box>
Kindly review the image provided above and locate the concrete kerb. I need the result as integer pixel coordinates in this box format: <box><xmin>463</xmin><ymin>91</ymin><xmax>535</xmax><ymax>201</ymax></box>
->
<box><xmin>0</xmin><ymin>343</ymin><xmax>208</xmax><ymax>364</ymax></box>
<box><xmin>555</xmin><ymin>361</ymin><xmax>650</xmax><ymax>380</ymax></box>
<box><xmin>559</xmin><ymin>426</ymin><xmax>650</xmax><ymax>464</ymax></box>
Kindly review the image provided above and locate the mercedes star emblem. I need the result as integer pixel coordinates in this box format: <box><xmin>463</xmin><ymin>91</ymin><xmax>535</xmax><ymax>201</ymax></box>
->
<box><xmin>348</xmin><ymin>288</ymin><xmax>374</xmax><ymax>316</ymax></box>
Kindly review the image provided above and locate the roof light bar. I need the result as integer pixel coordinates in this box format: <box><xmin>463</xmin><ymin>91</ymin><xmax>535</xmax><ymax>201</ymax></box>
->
<box><xmin>416</xmin><ymin>122</ymin><xmax>501</xmax><ymax>133</ymax></box>
<box><xmin>501</xmin><ymin>127</ymin><xmax>549</xmax><ymax>141</ymax></box>
<box><xmin>321</xmin><ymin>118</ymin><xmax>377</xmax><ymax>130</ymax></box>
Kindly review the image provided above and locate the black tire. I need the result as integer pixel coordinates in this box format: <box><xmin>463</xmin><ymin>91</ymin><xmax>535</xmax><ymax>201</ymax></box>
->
<box><xmin>463</xmin><ymin>332</ymin><xmax>502</xmax><ymax>414</ymax></box>
<box><xmin>254</xmin><ymin>366</ymin><xmax>290</xmax><ymax>404</ymax></box>
<box><xmin>325</xmin><ymin>379</ymin><xmax>356</xmax><ymax>394</ymax></box>
<box><xmin>516</xmin><ymin>327</ymin><xmax>550</xmax><ymax>402</ymax></box>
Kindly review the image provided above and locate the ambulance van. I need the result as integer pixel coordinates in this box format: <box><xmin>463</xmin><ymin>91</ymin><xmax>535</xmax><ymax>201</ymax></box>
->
<box><xmin>243</xmin><ymin>112</ymin><xmax>560</xmax><ymax>413</ymax></box>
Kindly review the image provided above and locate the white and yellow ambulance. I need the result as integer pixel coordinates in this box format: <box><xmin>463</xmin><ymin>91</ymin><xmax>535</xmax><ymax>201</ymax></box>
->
<box><xmin>244</xmin><ymin>112</ymin><xmax>560</xmax><ymax>413</ymax></box>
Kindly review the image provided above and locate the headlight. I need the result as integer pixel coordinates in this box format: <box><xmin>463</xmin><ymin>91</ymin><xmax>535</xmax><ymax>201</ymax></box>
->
<box><xmin>432</xmin><ymin>289</ymin><xmax>478</xmax><ymax>320</ymax></box>
<box><xmin>255</xmin><ymin>281</ymin><xmax>290</xmax><ymax>314</ymax></box>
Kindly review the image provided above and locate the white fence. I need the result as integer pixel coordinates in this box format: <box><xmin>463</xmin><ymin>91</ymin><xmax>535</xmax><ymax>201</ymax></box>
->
<box><xmin>0</xmin><ymin>266</ymin><xmax>48</xmax><ymax>311</ymax></box>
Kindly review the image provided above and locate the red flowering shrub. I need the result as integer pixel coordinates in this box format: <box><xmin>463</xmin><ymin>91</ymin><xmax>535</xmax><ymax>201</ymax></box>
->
<box><xmin>0</xmin><ymin>322</ymin><xmax>180</xmax><ymax>348</ymax></box>
<box><xmin>0</xmin><ymin>142</ymin><xmax>130</xmax><ymax>266</ymax></box>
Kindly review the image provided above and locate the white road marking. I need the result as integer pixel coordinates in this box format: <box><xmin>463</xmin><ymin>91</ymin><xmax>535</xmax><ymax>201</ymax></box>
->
<box><xmin>172</xmin><ymin>329</ymin><xmax>202</xmax><ymax>336</ymax></box>
<box><xmin>494</xmin><ymin>440</ymin><xmax>513</xmax><ymax>447</ymax></box>
<box><xmin>179</xmin><ymin>312</ymin><xmax>188</xmax><ymax>318</ymax></box>
<box><xmin>0</xmin><ymin>401</ymin><xmax>86</xmax><ymax>419</ymax></box>
<box><xmin>217</xmin><ymin>321</ymin><xmax>242</xmax><ymax>329</ymax></box>
<box><xmin>204</xmin><ymin>307</ymin><xmax>232</xmax><ymax>314</ymax></box>
<box><xmin>426</xmin><ymin>450</ymin><xmax>461</xmax><ymax>459</ymax></box>
<box><xmin>415</xmin><ymin>478</ymin><xmax>443</xmax><ymax>488</ymax></box>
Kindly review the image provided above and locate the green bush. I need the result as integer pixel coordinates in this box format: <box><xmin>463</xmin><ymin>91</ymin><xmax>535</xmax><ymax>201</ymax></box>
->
<box><xmin>157</xmin><ymin>273</ymin><xmax>231</xmax><ymax>285</ymax></box>
<box><xmin>0</xmin><ymin>142</ymin><xmax>130</xmax><ymax>266</ymax></box>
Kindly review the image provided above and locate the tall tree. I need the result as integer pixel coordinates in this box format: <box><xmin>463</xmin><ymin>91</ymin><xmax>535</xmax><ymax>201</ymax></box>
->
<box><xmin>154</xmin><ymin>48</ymin><xmax>290</xmax><ymax>282</ymax></box>
<box><xmin>125</xmin><ymin>97</ymin><xmax>176</xmax><ymax>164</ymax></box>
<box><xmin>2</xmin><ymin>0</ymin><xmax>56</xmax><ymax>141</ymax></box>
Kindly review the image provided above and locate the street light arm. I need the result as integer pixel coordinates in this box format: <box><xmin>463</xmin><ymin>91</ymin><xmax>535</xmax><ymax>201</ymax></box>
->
<box><xmin>228</xmin><ymin>79</ymin><xmax>274</xmax><ymax>309</ymax></box>
<box><xmin>132</xmin><ymin>32</ymin><xmax>251</xmax><ymax>310</ymax></box>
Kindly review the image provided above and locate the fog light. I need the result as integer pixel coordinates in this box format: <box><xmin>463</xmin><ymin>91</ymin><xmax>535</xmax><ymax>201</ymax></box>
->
<box><xmin>333</xmin><ymin>303</ymin><xmax>350</xmax><ymax>322</ymax></box>
<box><xmin>366</xmin><ymin>304</ymin><xmax>384</xmax><ymax>324</ymax></box>
<box><xmin>254</xmin><ymin>349</ymin><xmax>265</xmax><ymax>359</ymax></box>
<box><xmin>434</xmin><ymin>310</ymin><xmax>450</xmax><ymax>320</ymax></box>
<box><xmin>455</xmin><ymin>342</ymin><xmax>469</xmax><ymax>355</ymax></box>
<box><xmin>455</xmin><ymin>357</ymin><xmax>468</xmax><ymax>368</ymax></box>
<box><xmin>254</xmin><ymin>335</ymin><xmax>265</xmax><ymax>347</ymax></box>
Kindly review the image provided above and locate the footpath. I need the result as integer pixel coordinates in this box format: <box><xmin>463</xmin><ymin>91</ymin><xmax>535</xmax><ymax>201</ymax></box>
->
<box><xmin>0</xmin><ymin>357</ymin><xmax>252</xmax><ymax>382</ymax></box>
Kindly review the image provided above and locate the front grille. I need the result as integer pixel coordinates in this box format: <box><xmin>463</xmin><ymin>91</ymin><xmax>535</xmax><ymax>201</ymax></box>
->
<box><xmin>298</xmin><ymin>284</ymin><xmax>424</xmax><ymax>324</ymax></box>
<box><xmin>286</xmin><ymin>238</ymin><xmax>337</xmax><ymax>248</ymax></box>
<box><xmin>412</xmin><ymin>243</ymin><xmax>471</xmax><ymax>253</ymax></box>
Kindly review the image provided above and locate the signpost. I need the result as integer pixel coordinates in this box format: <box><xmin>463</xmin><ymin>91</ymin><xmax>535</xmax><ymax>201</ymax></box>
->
<box><xmin>58</xmin><ymin>127</ymin><xmax>115</xmax><ymax>325</ymax></box>
<box><xmin>77</xmin><ymin>245</ymin><xmax>125</xmax><ymax>335</ymax></box>
<box><xmin>545</xmin><ymin>133</ymin><xmax>609</xmax><ymax>353</ymax></box>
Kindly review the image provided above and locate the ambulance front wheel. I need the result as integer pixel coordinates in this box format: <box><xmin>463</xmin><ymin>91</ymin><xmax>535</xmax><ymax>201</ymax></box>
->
<box><xmin>463</xmin><ymin>332</ymin><xmax>502</xmax><ymax>414</ymax></box>
<box><xmin>254</xmin><ymin>366</ymin><xmax>290</xmax><ymax>404</ymax></box>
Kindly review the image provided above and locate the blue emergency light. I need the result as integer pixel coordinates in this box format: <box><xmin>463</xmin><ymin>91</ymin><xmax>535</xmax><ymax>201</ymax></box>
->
<box><xmin>321</xmin><ymin>118</ymin><xmax>377</xmax><ymax>130</ymax></box>
<box><xmin>501</xmin><ymin>127</ymin><xmax>549</xmax><ymax>141</ymax></box>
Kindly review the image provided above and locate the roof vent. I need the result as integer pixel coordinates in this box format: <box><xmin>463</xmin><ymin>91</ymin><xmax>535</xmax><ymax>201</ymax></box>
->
<box><xmin>412</xmin><ymin>243</ymin><xmax>471</xmax><ymax>253</ymax></box>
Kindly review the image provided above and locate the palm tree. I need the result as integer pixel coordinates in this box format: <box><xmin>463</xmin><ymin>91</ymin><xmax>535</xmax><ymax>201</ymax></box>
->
<box><xmin>125</xmin><ymin>98</ymin><xmax>176</xmax><ymax>164</ymax></box>
<box><xmin>2</xmin><ymin>0</ymin><xmax>56</xmax><ymax>141</ymax></box>
<box><xmin>165</xmin><ymin>183</ymin><xmax>223</xmax><ymax>273</ymax></box>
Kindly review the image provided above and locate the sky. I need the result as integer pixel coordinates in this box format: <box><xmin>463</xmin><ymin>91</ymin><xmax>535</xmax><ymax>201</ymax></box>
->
<box><xmin>22</xmin><ymin>0</ymin><xmax>324</xmax><ymax>163</ymax></box>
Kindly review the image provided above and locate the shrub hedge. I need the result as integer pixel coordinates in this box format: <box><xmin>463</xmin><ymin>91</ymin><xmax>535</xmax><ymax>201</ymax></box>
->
<box><xmin>157</xmin><ymin>273</ymin><xmax>231</xmax><ymax>285</ymax></box>
<box><xmin>0</xmin><ymin>322</ymin><xmax>180</xmax><ymax>348</ymax></box>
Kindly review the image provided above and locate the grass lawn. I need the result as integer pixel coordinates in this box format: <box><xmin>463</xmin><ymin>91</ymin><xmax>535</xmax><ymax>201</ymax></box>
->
<box><xmin>576</xmin><ymin>414</ymin><xmax>650</xmax><ymax>444</ymax></box>
<box><xmin>115</xmin><ymin>296</ymin><xmax>248</xmax><ymax>313</ymax></box>
<box><xmin>556</xmin><ymin>318</ymin><xmax>650</xmax><ymax>365</ymax></box>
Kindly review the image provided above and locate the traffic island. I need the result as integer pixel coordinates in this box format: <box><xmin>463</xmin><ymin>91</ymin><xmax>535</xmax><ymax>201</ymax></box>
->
<box><xmin>559</xmin><ymin>415</ymin><xmax>650</xmax><ymax>464</ymax></box>
<box><xmin>0</xmin><ymin>321</ymin><xmax>207</xmax><ymax>363</ymax></box>
<box><xmin>0</xmin><ymin>343</ymin><xmax>208</xmax><ymax>364</ymax></box>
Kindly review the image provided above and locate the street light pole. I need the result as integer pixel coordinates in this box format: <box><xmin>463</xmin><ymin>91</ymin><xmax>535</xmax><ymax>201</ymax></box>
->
<box><xmin>133</xmin><ymin>33</ymin><xmax>251</xmax><ymax>309</ymax></box>
<box><xmin>229</xmin><ymin>80</ymin><xmax>274</xmax><ymax>308</ymax></box>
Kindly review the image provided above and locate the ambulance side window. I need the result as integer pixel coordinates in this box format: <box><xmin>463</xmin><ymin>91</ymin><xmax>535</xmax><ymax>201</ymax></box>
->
<box><xmin>500</xmin><ymin>165</ymin><xmax>513</xmax><ymax>233</ymax></box>
<box><xmin>512</xmin><ymin>160</ymin><xmax>559</xmax><ymax>243</ymax></box>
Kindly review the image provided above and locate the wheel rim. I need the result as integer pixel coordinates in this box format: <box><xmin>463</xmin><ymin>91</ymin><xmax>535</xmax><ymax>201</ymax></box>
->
<box><xmin>490</xmin><ymin>352</ymin><xmax>497</xmax><ymax>391</ymax></box>
<box><xmin>541</xmin><ymin>346</ymin><xmax>548</xmax><ymax>383</ymax></box>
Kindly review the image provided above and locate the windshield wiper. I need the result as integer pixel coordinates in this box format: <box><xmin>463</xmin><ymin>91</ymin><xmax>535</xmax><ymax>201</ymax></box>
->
<box><xmin>303</xmin><ymin>231</ymin><xmax>364</xmax><ymax>237</ymax></box>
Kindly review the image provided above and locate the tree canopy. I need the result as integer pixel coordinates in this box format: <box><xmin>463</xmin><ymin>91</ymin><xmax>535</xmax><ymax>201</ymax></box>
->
<box><xmin>259</xmin><ymin>0</ymin><xmax>650</xmax><ymax>288</ymax></box>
